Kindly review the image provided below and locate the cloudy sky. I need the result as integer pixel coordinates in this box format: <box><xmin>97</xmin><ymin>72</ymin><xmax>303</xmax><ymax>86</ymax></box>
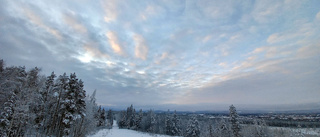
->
<box><xmin>0</xmin><ymin>0</ymin><xmax>319</xmax><ymax>111</ymax></box>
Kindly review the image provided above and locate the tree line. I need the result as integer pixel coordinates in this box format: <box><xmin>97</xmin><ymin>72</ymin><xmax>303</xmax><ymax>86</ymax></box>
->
<box><xmin>115</xmin><ymin>104</ymin><xmax>242</xmax><ymax>137</ymax></box>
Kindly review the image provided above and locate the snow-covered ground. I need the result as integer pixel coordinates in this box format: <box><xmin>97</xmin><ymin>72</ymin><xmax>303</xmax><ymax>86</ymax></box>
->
<box><xmin>87</xmin><ymin>121</ymin><xmax>178</xmax><ymax>137</ymax></box>
<box><xmin>269</xmin><ymin>126</ymin><xmax>320</xmax><ymax>136</ymax></box>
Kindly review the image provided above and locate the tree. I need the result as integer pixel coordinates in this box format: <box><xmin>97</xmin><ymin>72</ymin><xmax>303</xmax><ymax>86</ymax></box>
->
<box><xmin>171</xmin><ymin>110</ymin><xmax>181</xmax><ymax>136</ymax></box>
<box><xmin>208</xmin><ymin>124</ymin><xmax>214</xmax><ymax>137</ymax></box>
<box><xmin>165</xmin><ymin>110</ymin><xmax>172</xmax><ymax>135</ymax></box>
<box><xmin>185</xmin><ymin>116</ymin><xmax>200</xmax><ymax>137</ymax></box>
<box><xmin>0</xmin><ymin>94</ymin><xmax>15</xmax><ymax>137</ymax></box>
<box><xmin>99</xmin><ymin>108</ymin><xmax>106</xmax><ymax>127</ymax></box>
<box><xmin>96</xmin><ymin>106</ymin><xmax>102</xmax><ymax>127</ymax></box>
<box><xmin>214</xmin><ymin>118</ymin><xmax>230</xmax><ymax>137</ymax></box>
<box><xmin>229</xmin><ymin>104</ymin><xmax>241</xmax><ymax>137</ymax></box>
<box><xmin>90</xmin><ymin>90</ymin><xmax>97</xmax><ymax>105</ymax></box>
<box><xmin>82</xmin><ymin>90</ymin><xmax>99</xmax><ymax>135</ymax></box>
<box><xmin>118</xmin><ymin>111</ymin><xmax>127</xmax><ymax>128</ymax></box>
<box><xmin>107</xmin><ymin>109</ymin><xmax>113</xmax><ymax>128</ymax></box>
<box><xmin>145</xmin><ymin>109</ymin><xmax>156</xmax><ymax>133</ymax></box>
<box><xmin>252</xmin><ymin>119</ymin><xmax>267</xmax><ymax>137</ymax></box>
<box><xmin>0</xmin><ymin>59</ymin><xmax>96</xmax><ymax>136</ymax></box>
<box><xmin>0</xmin><ymin>59</ymin><xmax>4</xmax><ymax>73</ymax></box>
<box><xmin>47</xmin><ymin>73</ymin><xmax>69</xmax><ymax>136</ymax></box>
<box><xmin>135</xmin><ymin>109</ymin><xmax>143</xmax><ymax>130</ymax></box>
<box><xmin>60</xmin><ymin>73</ymin><xmax>87</xmax><ymax>136</ymax></box>
<box><xmin>125</xmin><ymin>104</ymin><xmax>135</xmax><ymax>129</ymax></box>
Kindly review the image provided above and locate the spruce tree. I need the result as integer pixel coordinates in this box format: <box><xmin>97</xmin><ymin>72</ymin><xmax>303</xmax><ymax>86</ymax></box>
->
<box><xmin>146</xmin><ymin>109</ymin><xmax>156</xmax><ymax>132</ymax></box>
<box><xmin>0</xmin><ymin>94</ymin><xmax>15</xmax><ymax>137</ymax></box>
<box><xmin>107</xmin><ymin>109</ymin><xmax>113</xmax><ymax>128</ymax></box>
<box><xmin>215</xmin><ymin>118</ymin><xmax>230</xmax><ymax>136</ymax></box>
<box><xmin>186</xmin><ymin>116</ymin><xmax>200</xmax><ymax>137</ymax></box>
<box><xmin>229</xmin><ymin>104</ymin><xmax>241</xmax><ymax>137</ymax></box>
<box><xmin>99</xmin><ymin>108</ymin><xmax>106</xmax><ymax>126</ymax></box>
<box><xmin>135</xmin><ymin>109</ymin><xmax>143</xmax><ymax>130</ymax></box>
<box><xmin>165</xmin><ymin>110</ymin><xmax>172</xmax><ymax>135</ymax></box>
<box><xmin>171</xmin><ymin>110</ymin><xmax>181</xmax><ymax>136</ymax></box>
<box><xmin>118</xmin><ymin>111</ymin><xmax>127</xmax><ymax>128</ymax></box>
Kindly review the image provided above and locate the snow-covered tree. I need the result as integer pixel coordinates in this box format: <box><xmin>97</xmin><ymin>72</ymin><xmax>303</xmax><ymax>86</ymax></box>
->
<box><xmin>46</xmin><ymin>73</ymin><xmax>69</xmax><ymax>136</ymax></box>
<box><xmin>165</xmin><ymin>110</ymin><xmax>172</xmax><ymax>135</ymax></box>
<box><xmin>208</xmin><ymin>124</ymin><xmax>214</xmax><ymax>137</ymax></box>
<box><xmin>0</xmin><ymin>59</ymin><xmax>3</xmax><ymax>73</ymax></box>
<box><xmin>135</xmin><ymin>109</ymin><xmax>143</xmax><ymax>130</ymax></box>
<box><xmin>82</xmin><ymin>90</ymin><xmax>99</xmax><ymax>135</ymax></box>
<box><xmin>171</xmin><ymin>110</ymin><xmax>181</xmax><ymax>136</ymax></box>
<box><xmin>214</xmin><ymin>118</ymin><xmax>230</xmax><ymax>137</ymax></box>
<box><xmin>125</xmin><ymin>104</ymin><xmax>136</xmax><ymax>129</ymax></box>
<box><xmin>0</xmin><ymin>60</ymin><xmax>97</xmax><ymax>136</ymax></box>
<box><xmin>118</xmin><ymin>111</ymin><xmax>127</xmax><ymax>128</ymax></box>
<box><xmin>99</xmin><ymin>108</ymin><xmax>106</xmax><ymax>127</ymax></box>
<box><xmin>90</xmin><ymin>90</ymin><xmax>97</xmax><ymax>105</ymax></box>
<box><xmin>107</xmin><ymin>109</ymin><xmax>113</xmax><ymax>128</ymax></box>
<box><xmin>185</xmin><ymin>116</ymin><xmax>200</xmax><ymax>137</ymax></box>
<box><xmin>0</xmin><ymin>94</ymin><xmax>15</xmax><ymax>137</ymax></box>
<box><xmin>61</xmin><ymin>73</ymin><xmax>86</xmax><ymax>136</ymax></box>
<box><xmin>229</xmin><ymin>104</ymin><xmax>241</xmax><ymax>137</ymax></box>
<box><xmin>144</xmin><ymin>109</ymin><xmax>156</xmax><ymax>132</ymax></box>
<box><xmin>252</xmin><ymin>119</ymin><xmax>267</xmax><ymax>137</ymax></box>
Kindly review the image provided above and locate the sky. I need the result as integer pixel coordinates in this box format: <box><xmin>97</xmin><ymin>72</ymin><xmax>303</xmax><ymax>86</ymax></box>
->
<box><xmin>0</xmin><ymin>0</ymin><xmax>320</xmax><ymax>111</ymax></box>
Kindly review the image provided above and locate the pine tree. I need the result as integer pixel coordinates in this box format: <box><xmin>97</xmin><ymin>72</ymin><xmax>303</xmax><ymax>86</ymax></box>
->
<box><xmin>125</xmin><ymin>104</ymin><xmax>135</xmax><ymax>129</ymax></box>
<box><xmin>61</xmin><ymin>73</ymin><xmax>87</xmax><ymax>136</ymax></box>
<box><xmin>130</xmin><ymin>108</ymin><xmax>136</xmax><ymax>129</ymax></box>
<box><xmin>118</xmin><ymin>111</ymin><xmax>127</xmax><ymax>128</ymax></box>
<box><xmin>135</xmin><ymin>109</ymin><xmax>143</xmax><ymax>130</ymax></box>
<box><xmin>0</xmin><ymin>94</ymin><xmax>15</xmax><ymax>137</ymax></box>
<box><xmin>82</xmin><ymin>90</ymin><xmax>99</xmax><ymax>135</ymax></box>
<box><xmin>165</xmin><ymin>110</ymin><xmax>172</xmax><ymax>135</ymax></box>
<box><xmin>186</xmin><ymin>116</ymin><xmax>200</xmax><ymax>137</ymax></box>
<box><xmin>214</xmin><ymin>118</ymin><xmax>230</xmax><ymax>137</ymax></box>
<box><xmin>253</xmin><ymin>119</ymin><xmax>267</xmax><ymax>137</ymax></box>
<box><xmin>146</xmin><ymin>109</ymin><xmax>156</xmax><ymax>133</ymax></box>
<box><xmin>208</xmin><ymin>124</ymin><xmax>214</xmax><ymax>137</ymax></box>
<box><xmin>171</xmin><ymin>110</ymin><xmax>181</xmax><ymax>136</ymax></box>
<box><xmin>75</xmin><ymin>79</ymin><xmax>86</xmax><ymax>118</ymax></box>
<box><xmin>0</xmin><ymin>59</ymin><xmax>4</xmax><ymax>73</ymax></box>
<box><xmin>96</xmin><ymin>106</ymin><xmax>102</xmax><ymax>127</ymax></box>
<box><xmin>49</xmin><ymin>73</ymin><xmax>69</xmax><ymax>136</ymax></box>
<box><xmin>90</xmin><ymin>90</ymin><xmax>97</xmax><ymax>105</ymax></box>
<box><xmin>229</xmin><ymin>104</ymin><xmax>241</xmax><ymax>137</ymax></box>
<box><xmin>107</xmin><ymin>109</ymin><xmax>113</xmax><ymax>128</ymax></box>
<box><xmin>0</xmin><ymin>60</ymin><xmax>95</xmax><ymax>136</ymax></box>
<box><xmin>99</xmin><ymin>108</ymin><xmax>106</xmax><ymax>126</ymax></box>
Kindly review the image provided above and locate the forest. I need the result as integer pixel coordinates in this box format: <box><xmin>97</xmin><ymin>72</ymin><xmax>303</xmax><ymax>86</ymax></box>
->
<box><xmin>0</xmin><ymin>59</ymin><xmax>108</xmax><ymax>136</ymax></box>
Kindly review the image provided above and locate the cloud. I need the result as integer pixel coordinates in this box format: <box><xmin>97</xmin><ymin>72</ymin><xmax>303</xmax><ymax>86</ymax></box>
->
<box><xmin>202</xmin><ymin>35</ymin><xmax>211</xmax><ymax>43</ymax></box>
<box><xmin>251</xmin><ymin>0</ymin><xmax>282</xmax><ymax>23</ymax></box>
<box><xmin>133</xmin><ymin>34</ymin><xmax>148</xmax><ymax>60</ymax></box>
<box><xmin>297</xmin><ymin>44</ymin><xmax>320</xmax><ymax>59</ymax></box>
<box><xmin>78</xmin><ymin>43</ymin><xmax>109</xmax><ymax>63</ymax></box>
<box><xmin>105</xmin><ymin>31</ymin><xmax>125</xmax><ymax>55</ymax></box>
<box><xmin>101</xmin><ymin>0</ymin><xmax>118</xmax><ymax>23</ymax></box>
<box><xmin>63</xmin><ymin>13</ymin><xmax>87</xmax><ymax>34</ymax></box>
<box><xmin>316</xmin><ymin>11</ymin><xmax>320</xmax><ymax>21</ymax></box>
<box><xmin>22</xmin><ymin>7</ymin><xmax>62</xmax><ymax>40</ymax></box>
<box><xmin>1</xmin><ymin>0</ymin><xmax>320</xmax><ymax>110</ymax></box>
<box><xmin>175</xmin><ymin>55</ymin><xmax>320</xmax><ymax>105</ymax></box>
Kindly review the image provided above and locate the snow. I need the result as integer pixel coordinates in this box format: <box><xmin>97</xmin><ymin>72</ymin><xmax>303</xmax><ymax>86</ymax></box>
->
<box><xmin>269</xmin><ymin>126</ymin><xmax>320</xmax><ymax>136</ymax></box>
<box><xmin>87</xmin><ymin>121</ymin><xmax>180</xmax><ymax>137</ymax></box>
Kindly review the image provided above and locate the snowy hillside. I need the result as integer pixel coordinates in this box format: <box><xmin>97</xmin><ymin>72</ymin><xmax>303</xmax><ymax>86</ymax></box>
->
<box><xmin>88</xmin><ymin>121</ymin><xmax>180</xmax><ymax>137</ymax></box>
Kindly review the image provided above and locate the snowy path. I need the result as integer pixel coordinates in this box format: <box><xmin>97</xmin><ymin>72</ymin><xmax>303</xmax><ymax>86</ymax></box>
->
<box><xmin>87</xmin><ymin>121</ymin><xmax>175</xmax><ymax>137</ymax></box>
